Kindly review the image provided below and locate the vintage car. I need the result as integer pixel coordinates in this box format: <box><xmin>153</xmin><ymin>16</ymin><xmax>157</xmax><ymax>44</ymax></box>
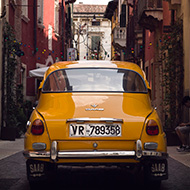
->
<box><xmin>23</xmin><ymin>61</ymin><xmax>168</xmax><ymax>185</ymax></box>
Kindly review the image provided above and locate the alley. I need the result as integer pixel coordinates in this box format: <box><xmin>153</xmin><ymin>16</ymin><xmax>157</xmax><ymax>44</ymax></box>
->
<box><xmin>1</xmin><ymin>0</ymin><xmax>190</xmax><ymax>190</ymax></box>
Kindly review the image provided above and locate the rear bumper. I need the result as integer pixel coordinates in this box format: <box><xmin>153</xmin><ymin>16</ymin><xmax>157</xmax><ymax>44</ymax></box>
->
<box><xmin>23</xmin><ymin>140</ymin><xmax>168</xmax><ymax>161</ymax></box>
<box><xmin>24</xmin><ymin>140</ymin><xmax>168</xmax><ymax>181</ymax></box>
<box><xmin>23</xmin><ymin>150</ymin><xmax>168</xmax><ymax>159</ymax></box>
<box><xmin>23</xmin><ymin>150</ymin><xmax>136</xmax><ymax>159</ymax></box>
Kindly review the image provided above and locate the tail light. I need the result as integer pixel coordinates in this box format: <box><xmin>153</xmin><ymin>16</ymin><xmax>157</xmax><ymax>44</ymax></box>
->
<box><xmin>31</xmin><ymin>119</ymin><xmax>44</xmax><ymax>135</ymax></box>
<box><xmin>146</xmin><ymin>120</ymin><xmax>159</xmax><ymax>135</ymax></box>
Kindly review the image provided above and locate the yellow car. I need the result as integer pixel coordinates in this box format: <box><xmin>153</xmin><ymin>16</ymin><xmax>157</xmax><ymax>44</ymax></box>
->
<box><xmin>23</xmin><ymin>61</ymin><xmax>168</xmax><ymax>185</ymax></box>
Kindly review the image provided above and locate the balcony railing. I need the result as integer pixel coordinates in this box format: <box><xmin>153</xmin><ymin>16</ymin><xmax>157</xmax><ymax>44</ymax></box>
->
<box><xmin>113</xmin><ymin>27</ymin><xmax>126</xmax><ymax>48</ymax></box>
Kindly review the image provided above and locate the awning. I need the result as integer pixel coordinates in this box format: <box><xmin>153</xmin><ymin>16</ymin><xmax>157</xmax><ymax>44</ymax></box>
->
<box><xmin>29</xmin><ymin>67</ymin><xmax>49</xmax><ymax>78</ymax></box>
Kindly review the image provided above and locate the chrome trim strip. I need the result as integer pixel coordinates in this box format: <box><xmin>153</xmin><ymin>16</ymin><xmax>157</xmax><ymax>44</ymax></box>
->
<box><xmin>66</xmin><ymin>118</ymin><xmax>123</xmax><ymax>123</ymax></box>
<box><xmin>142</xmin><ymin>150</ymin><xmax>168</xmax><ymax>158</ymax></box>
<box><xmin>23</xmin><ymin>150</ymin><xmax>168</xmax><ymax>159</ymax></box>
<box><xmin>58</xmin><ymin>151</ymin><xmax>135</xmax><ymax>158</ymax></box>
<box><xmin>23</xmin><ymin>151</ymin><xmax>50</xmax><ymax>158</ymax></box>
<box><xmin>23</xmin><ymin>150</ymin><xmax>135</xmax><ymax>158</ymax></box>
<box><xmin>143</xmin><ymin>151</ymin><xmax>162</xmax><ymax>157</ymax></box>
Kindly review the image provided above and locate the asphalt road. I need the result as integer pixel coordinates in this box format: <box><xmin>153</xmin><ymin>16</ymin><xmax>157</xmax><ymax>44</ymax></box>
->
<box><xmin>0</xmin><ymin>152</ymin><xmax>190</xmax><ymax>190</ymax></box>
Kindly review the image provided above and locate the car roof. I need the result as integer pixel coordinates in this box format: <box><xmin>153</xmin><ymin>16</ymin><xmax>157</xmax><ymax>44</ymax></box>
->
<box><xmin>45</xmin><ymin>61</ymin><xmax>143</xmax><ymax>76</ymax></box>
<box><xmin>39</xmin><ymin>61</ymin><xmax>150</xmax><ymax>89</ymax></box>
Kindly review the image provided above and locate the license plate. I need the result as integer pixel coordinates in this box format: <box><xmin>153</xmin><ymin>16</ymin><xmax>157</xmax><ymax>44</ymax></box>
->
<box><xmin>29</xmin><ymin>163</ymin><xmax>44</xmax><ymax>174</ymax></box>
<box><xmin>150</xmin><ymin>160</ymin><xmax>167</xmax><ymax>177</ymax></box>
<box><xmin>151</xmin><ymin>163</ymin><xmax>166</xmax><ymax>173</ymax></box>
<box><xmin>145</xmin><ymin>160</ymin><xmax>168</xmax><ymax>180</ymax></box>
<box><xmin>69</xmin><ymin>124</ymin><xmax>122</xmax><ymax>137</ymax></box>
<box><xmin>27</xmin><ymin>162</ymin><xmax>45</xmax><ymax>178</ymax></box>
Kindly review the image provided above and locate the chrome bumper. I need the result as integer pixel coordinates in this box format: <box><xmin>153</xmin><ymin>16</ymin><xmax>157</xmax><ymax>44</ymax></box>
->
<box><xmin>23</xmin><ymin>140</ymin><xmax>168</xmax><ymax>161</ymax></box>
<box><xmin>23</xmin><ymin>150</ymin><xmax>167</xmax><ymax>159</ymax></box>
<box><xmin>23</xmin><ymin>150</ymin><xmax>136</xmax><ymax>159</ymax></box>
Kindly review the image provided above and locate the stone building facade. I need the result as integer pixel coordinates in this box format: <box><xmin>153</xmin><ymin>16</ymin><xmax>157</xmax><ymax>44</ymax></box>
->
<box><xmin>73</xmin><ymin>3</ymin><xmax>111</xmax><ymax>60</ymax></box>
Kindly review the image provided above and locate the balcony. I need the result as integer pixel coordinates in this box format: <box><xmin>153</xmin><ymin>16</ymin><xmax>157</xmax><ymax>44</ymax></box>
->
<box><xmin>167</xmin><ymin>0</ymin><xmax>181</xmax><ymax>10</ymax></box>
<box><xmin>138</xmin><ymin>0</ymin><xmax>163</xmax><ymax>31</ymax></box>
<box><xmin>113</xmin><ymin>27</ymin><xmax>126</xmax><ymax>49</ymax></box>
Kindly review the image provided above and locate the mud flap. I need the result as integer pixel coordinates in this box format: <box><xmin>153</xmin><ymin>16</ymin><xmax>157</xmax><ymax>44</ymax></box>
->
<box><xmin>144</xmin><ymin>159</ymin><xmax>168</xmax><ymax>181</ymax></box>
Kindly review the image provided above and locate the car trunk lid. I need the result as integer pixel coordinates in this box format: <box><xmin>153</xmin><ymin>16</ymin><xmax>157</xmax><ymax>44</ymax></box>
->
<box><xmin>37</xmin><ymin>93</ymin><xmax>152</xmax><ymax>141</ymax></box>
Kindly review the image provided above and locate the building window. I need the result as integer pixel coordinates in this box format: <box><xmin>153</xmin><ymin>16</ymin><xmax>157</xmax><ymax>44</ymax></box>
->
<box><xmin>37</xmin><ymin>0</ymin><xmax>44</xmax><ymax>24</ymax></box>
<box><xmin>92</xmin><ymin>21</ymin><xmax>100</xmax><ymax>26</ymax></box>
<box><xmin>91</xmin><ymin>36</ymin><xmax>100</xmax><ymax>51</ymax></box>
<box><xmin>21</xmin><ymin>0</ymin><xmax>28</xmax><ymax>18</ymax></box>
<box><xmin>54</xmin><ymin>0</ymin><xmax>59</xmax><ymax>34</ymax></box>
<box><xmin>151</xmin><ymin>64</ymin><xmax>155</xmax><ymax>99</ymax></box>
<box><xmin>145</xmin><ymin>66</ymin><xmax>149</xmax><ymax>81</ymax></box>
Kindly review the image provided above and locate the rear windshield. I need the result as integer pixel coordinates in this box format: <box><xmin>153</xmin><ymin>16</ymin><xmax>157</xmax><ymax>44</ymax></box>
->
<box><xmin>42</xmin><ymin>68</ymin><xmax>147</xmax><ymax>93</ymax></box>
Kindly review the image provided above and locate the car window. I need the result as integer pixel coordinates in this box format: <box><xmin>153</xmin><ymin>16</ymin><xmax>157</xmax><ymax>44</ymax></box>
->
<box><xmin>42</xmin><ymin>68</ymin><xmax>147</xmax><ymax>93</ymax></box>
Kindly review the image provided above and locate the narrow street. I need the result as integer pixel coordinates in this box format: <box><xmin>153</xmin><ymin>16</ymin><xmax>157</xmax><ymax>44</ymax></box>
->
<box><xmin>0</xmin><ymin>0</ymin><xmax>190</xmax><ymax>190</ymax></box>
<box><xmin>0</xmin><ymin>146</ymin><xmax>189</xmax><ymax>190</ymax></box>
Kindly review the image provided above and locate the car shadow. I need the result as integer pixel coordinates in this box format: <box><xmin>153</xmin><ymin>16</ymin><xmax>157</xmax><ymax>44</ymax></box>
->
<box><xmin>32</xmin><ymin>166</ymin><xmax>162</xmax><ymax>190</ymax></box>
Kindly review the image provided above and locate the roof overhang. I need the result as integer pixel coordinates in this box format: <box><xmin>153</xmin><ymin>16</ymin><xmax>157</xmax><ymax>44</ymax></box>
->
<box><xmin>65</xmin><ymin>0</ymin><xmax>76</xmax><ymax>4</ymax></box>
<box><xmin>104</xmin><ymin>0</ymin><xmax>118</xmax><ymax>20</ymax></box>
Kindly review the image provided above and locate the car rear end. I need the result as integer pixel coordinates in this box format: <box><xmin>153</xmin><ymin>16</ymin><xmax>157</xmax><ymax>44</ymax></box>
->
<box><xmin>23</xmin><ymin>63</ymin><xmax>168</xmax><ymax>184</ymax></box>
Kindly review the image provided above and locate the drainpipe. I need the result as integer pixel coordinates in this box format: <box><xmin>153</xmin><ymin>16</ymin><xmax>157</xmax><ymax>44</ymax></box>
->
<box><xmin>33</xmin><ymin>0</ymin><xmax>37</xmax><ymax>55</ymax></box>
<box><xmin>61</xmin><ymin>0</ymin><xmax>65</xmax><ymax>60</ymax></box>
